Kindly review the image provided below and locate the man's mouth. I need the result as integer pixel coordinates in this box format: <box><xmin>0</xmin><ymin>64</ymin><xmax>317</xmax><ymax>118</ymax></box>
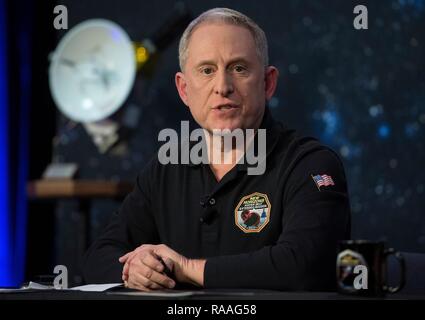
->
<box><xmin>212</xmin><ymin>104</ymin><xmax>239</xmax><ymax>110</ymax></box>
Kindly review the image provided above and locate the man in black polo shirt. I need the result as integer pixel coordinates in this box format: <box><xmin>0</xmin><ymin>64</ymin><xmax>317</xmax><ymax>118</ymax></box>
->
<box><xmin>83</xmin><ymin>8</ymin><xmax>351</xmax><ymax>291</ymax></box>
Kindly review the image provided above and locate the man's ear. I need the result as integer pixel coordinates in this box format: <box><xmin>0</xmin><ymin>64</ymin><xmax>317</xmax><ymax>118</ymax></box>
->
<box><xmin>264</xmin><ymin>66</ymin><xmax>279</xmax><ymax>100</ymax></box>
<box><xmin>175</xmin><ymin>72</ymin><xmax>189</xmax><ymax>107</ymax></box>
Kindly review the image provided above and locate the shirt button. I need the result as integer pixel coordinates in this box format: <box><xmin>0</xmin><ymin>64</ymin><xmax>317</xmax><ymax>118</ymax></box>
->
<box><xmin>209</xmin><ymin>198</ymin><xmax>216</xmax><ymax>206</ymax></box>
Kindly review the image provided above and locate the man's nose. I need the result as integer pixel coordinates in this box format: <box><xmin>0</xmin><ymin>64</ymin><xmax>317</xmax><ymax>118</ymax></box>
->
<box><xmin>214</xmin><ymin>70</ymin><xmax>234</xmax><ymax>96</ymax></box>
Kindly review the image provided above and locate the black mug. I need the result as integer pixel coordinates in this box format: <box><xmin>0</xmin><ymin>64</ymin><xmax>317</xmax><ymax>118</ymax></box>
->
<box><xmin>336</xmin><ymin>240</ymin><xmax>405</xmax><ymax>296</ymax></box>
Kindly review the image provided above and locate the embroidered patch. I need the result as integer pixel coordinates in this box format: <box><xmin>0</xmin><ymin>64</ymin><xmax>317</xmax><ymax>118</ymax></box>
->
<box><xmin>312</xmin><ymin>174</ymin><xmax>335</xmax><ymax>190</ymax></box>
<box><xmin>235</xmin><ymin>192</ymin><xmax>271</xmax><ymax>233</ymax></box>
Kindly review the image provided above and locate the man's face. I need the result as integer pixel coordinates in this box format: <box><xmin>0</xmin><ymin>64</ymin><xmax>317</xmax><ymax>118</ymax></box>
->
<box><xmin>175</xmin><ymin>22</ymin><xmax>278</xmax><ymax>132</ymax></box>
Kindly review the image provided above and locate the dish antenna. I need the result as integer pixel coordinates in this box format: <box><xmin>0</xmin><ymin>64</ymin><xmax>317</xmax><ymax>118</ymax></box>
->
<box><xmin>48</xmin><ymin>4</ymin><xmax>191</xmax><ymax>152</ymax></box>
<box><xmin>49</xmin><ymin>19</ymin><xmax>136</xmax><ymax>123</ymax></box>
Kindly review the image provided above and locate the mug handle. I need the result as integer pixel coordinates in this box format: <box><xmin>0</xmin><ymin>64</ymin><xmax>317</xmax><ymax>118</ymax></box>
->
<box><xmin>383</xmin><ymin>248</ymin><xmax>406</xmax><ymax>294</ymax></box>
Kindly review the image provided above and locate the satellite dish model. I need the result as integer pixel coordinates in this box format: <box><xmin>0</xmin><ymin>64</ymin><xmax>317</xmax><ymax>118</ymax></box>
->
<box><xmin>49</xmin><ymin>19</ymin><xmax>136</xmax><ymax>123</ymax></box>
<box><xmin>48</xmin><ymin>4</ymin><xmax>191</xmax><ymax>153</ymax></box>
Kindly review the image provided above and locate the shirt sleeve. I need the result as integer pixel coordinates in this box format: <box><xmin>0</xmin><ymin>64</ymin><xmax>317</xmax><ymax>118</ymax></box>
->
<box><xmin>82</xmin><ymin>160</ymin><xmax>160</xmax><ymax>284</ymax></box>
<box><xmin>204</xmin><ymin>148</ymin><xmax>351</xmax><ymax>291</ymax></box>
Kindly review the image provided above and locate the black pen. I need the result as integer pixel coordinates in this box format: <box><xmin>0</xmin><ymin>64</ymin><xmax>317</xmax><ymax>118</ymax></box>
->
<box><xmin>159</xmin><ymin>257</ymin><xmax>173</xmax><ymax>278</ymax></box>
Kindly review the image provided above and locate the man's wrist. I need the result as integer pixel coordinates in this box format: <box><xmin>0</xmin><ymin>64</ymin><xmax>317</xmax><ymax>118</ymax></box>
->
<box><xmin>183</xmin><ymin>258</ymin><xmax>206</xmax><ymax>287</ymax></box>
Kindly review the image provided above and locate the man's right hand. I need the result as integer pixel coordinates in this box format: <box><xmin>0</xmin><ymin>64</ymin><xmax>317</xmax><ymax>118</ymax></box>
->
<box><xmin>118</xmin><ymin>246</ymin><xmax>176</xmax><ymax>291</ymax></box>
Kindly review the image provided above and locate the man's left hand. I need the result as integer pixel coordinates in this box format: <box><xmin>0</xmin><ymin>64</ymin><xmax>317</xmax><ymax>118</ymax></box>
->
<box><xmin>119</xmin><ymin>244</ymin><xmax>206</xmax><ymax>289</ymax></box>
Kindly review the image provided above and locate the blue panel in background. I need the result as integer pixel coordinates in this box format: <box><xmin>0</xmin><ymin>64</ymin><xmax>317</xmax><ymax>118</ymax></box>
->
<box><xmin>14</xmin><ymin>6</ymin><xmax>31</xmax><ymax>285</ymax></box>
<box><xmin>0</xmin><ymin>0</ymin><xmax>30</xmax><ymax>286</ymax></box>
<box><xmin>0</xmin><ymin>0</ymin><xmax>12</xmax><ymax>286</ymax></box>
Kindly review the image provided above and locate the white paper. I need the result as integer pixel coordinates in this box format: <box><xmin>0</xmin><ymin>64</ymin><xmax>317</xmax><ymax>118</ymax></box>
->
<box><xmin>25</xmin><ymin>282</ymin><xmax>53</xmax><ymax>290</ymax></box>
<box><xmin>0</xmin><ymin>281</ymin><xmax>53</xmax><ymax>293</ymax></box>
<box><xmin>69</xmin><ymin>283</ymin><xmax>123</xmax><ymax>292</ymax></box>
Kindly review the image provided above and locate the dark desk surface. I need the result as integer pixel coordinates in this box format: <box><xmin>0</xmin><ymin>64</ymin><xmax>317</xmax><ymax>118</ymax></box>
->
<box><xmin>1</xmin><ymin>289</ymin><xmax>424</xmax><ymax>300</ymax></box>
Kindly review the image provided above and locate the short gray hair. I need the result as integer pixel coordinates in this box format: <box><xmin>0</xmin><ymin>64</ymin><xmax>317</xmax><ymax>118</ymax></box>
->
<box><xmin>178</xmin><ymin>8</ymin><xmax>269</xmax><ymax>71</ymax></box>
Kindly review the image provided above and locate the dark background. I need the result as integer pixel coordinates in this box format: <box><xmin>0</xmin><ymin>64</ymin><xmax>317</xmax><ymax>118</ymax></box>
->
<box><xmin>18</xmin><ymin>0</ymin><xmax>424</xmax><ymax>284</ymax></box>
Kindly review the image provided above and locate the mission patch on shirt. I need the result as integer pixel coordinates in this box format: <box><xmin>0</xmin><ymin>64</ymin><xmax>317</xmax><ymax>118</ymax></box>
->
<box><xmin>235</xmin><ymin>192</ymin><xmax>271</xmax><ymax>233</ymax></box>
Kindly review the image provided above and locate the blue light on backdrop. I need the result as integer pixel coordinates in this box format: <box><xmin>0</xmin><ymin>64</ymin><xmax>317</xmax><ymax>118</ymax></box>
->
<box><xmin>0</xmin><ymin>0</ymin><xmax>12</xmax><ymax>286</ymax></box>
<box><xmin>14</xmin><ymin>2</ymin><xmax>32</xmax><ymax>286</ymax></box>
<box><xmin>0</xmin><ymin>0</ymin><xmax>31</xmax><ymax>286</ymax></box>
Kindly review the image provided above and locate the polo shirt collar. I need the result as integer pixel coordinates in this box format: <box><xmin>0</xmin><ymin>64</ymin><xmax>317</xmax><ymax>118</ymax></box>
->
<box><xmin>187</xmin><ymin>106</ymin><xmax>280</xmax><ymax>170</ymax></box>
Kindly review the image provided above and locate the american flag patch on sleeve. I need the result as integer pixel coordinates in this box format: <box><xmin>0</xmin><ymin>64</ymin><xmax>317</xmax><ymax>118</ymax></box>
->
<box><xmin>312</xmin><ymin>174</ymin><xmax>335</xmax><ymax>190</ymax></box>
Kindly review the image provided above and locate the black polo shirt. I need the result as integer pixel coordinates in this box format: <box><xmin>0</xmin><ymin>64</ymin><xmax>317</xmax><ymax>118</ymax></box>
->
<box><xmin>83</xmin><ymin>108</ymin><xmax>351</xmax><ymax>291</ymax></box>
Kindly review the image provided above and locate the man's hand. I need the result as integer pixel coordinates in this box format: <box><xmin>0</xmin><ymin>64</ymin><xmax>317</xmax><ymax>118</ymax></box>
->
<box><xmin>118</xmin><ymin>245</ymin><xmax>176</xmax><ymax>291</ymax></box>
<box><xmin>119</xmin><ymin>244</ymin><xmax>206</xmax><ymax>291</ymax></box>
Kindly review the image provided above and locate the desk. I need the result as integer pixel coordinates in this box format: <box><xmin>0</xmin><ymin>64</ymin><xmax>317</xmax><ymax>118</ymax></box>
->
<box><xmin>1</xmin><ymin>288</ymin><xmax>424</xmax><ymax>300</ymax></box>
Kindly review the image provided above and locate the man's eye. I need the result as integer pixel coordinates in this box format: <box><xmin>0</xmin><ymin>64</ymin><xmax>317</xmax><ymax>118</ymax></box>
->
<box><xmin>234</xmin><ymin>65</ymin><xmax>246</xmax><ymax>73</ymax></box>
<box><xmin>201</xmin><ymin>67</ymin><xmax>214</xmax><ymax>75</ymax></box>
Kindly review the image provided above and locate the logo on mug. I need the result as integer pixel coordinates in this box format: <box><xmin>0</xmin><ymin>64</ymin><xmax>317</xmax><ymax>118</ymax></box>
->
<box><xmin>337</xmin><ymin>249</ymin><xmax>368</xmax><ymax>293</ymax></box>
<box><xmin>336</xmin><ymin>240</ymin><xmax>405</xmax><ymax>296</ymax></box>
